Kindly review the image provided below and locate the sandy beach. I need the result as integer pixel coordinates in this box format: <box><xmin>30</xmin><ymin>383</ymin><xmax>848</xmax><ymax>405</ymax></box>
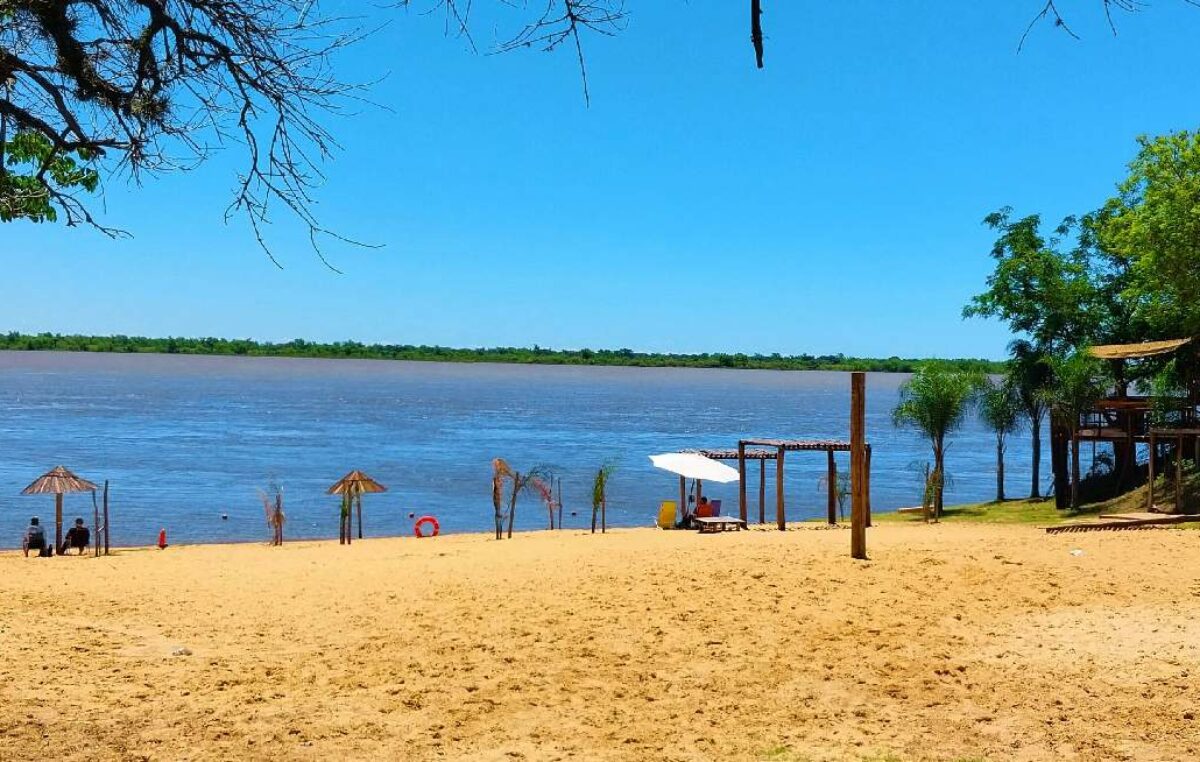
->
<box><xmin>2</xmin><ymin>522</ymin><xmax>1198</xmax><ymax>761</ymax></box>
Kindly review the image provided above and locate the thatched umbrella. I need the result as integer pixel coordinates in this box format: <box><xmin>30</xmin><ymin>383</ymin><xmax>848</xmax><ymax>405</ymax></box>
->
<box><xmin>21</xmin><ymin>465</ymin><xmax>97</xmax><ymax>552</ymax></box>
<box><xmin>327</xmin><ymin>470</ymin><xmax>387</xmax><ymax>542</ymax></box>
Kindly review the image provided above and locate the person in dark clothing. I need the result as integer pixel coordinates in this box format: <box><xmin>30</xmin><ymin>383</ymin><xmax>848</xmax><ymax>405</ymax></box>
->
<box><xmin>23</xmin><ymin>517</ymin><xmax>47</xmax><ymax>557</ymax></box>
<box><xmin>62</xmin><ymin>518</ymin><xmax>90</xmax><ymax>555</ymax></box>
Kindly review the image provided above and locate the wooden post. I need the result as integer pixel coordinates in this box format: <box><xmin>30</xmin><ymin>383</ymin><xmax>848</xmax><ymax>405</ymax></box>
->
<box><xmin>92</xmin><ymin>490</ymin><xmax>100</xmax><ymax>558</ymax></box>
<box><xmin>679</xmin><ymin>476</ymin><xmax>686</xmax><ymax>527</ymax></box>
<box><xmin>1176</xmin><ymin>434</ymin><xmax>1184</xmax><ymax>511</ymax></box>
<box><xmin>851</xmin><ymin>372</ymin><xmax>868</xmax><ymax>560</ymax></box>
<box><xmin>1148</xmin><ymin>431</ymin><xmax>1156</xmax><ymax>510</ymax></box>
<box><xmin>55</xmin><ymin>492</ymin><xmax>63</xmax><ymax>554</ymax></box>
<box><xmin>865</xmin><ymin>445</ymin><xmax>873</xmax><ymax>528</ymax></box>
<box><xmin>826</xmin><ymin>450</ymin><xmax>837</xmax><ymax>525</ymax></box>
<box><xmin>738</xmin><ymin>442</ymin><xmax>748</xmax><ymax>523</ymax></box>
<box><xmin>758</xmin><ymin>458</ymin><xmax>766</xmax><ymax>525</ymax></box>
<box><xmin>102</xmin><ymin>480</ymin><xmax>110</xmax><ymax>555</ymax></box>
<box><xmin>775</xmin><ymin>446</ymin><xmax>786</xmax><ymax>531</ymax></box>
<box><xmin>356</xmin><ymin>491</ymin><xmax>363</xmax><ymax>539</ymax></box>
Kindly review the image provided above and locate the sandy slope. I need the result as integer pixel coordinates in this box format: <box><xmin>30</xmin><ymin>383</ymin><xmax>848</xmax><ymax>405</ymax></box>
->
<box><xmin>1</xmin><ymin>523</ymin><xmax>1198</xmax><ymax>761</ymax></box>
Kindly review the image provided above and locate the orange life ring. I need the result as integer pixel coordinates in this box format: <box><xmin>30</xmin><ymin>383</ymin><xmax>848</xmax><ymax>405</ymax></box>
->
<box><xmin>413</xmin><ymin>515</ymin><xmax>440</xmax><ymax>538</ymax></box>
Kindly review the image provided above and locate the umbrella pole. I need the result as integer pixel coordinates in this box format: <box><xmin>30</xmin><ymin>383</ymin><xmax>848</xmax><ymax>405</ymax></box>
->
<box><xmin>356</xmin><ymin>492</ymin><xmax>363</xmax><ymax>540</ymax></box>
<box><xmin>678</xmin><ymin>476</ymin><xmax>686</xmax><ymax>527</ymax></box>
<box><xmin>55</xmin><ymin>492</ymin><xmax>63</xmax><ymax>554</ymax></box>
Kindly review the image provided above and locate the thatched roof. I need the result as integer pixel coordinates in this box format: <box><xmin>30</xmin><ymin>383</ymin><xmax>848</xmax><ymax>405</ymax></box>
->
<box><xmin>327</xmin><ymin>470</ymin><xmax>387</xmax><ymax>495</ymax></box>
<box><xmin>21</xmin><ymin>465</ymin><xmax>97</xmax><ymax>495</ymax></box>
<box><xmin>1089</xmin><ymin>338</ymin><xmax>1191</xmax><ymax>360</ymax></box>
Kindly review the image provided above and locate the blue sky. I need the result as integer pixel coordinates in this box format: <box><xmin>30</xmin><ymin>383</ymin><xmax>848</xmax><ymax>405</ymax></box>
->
<box><xmin>3</xmin><ymin>1</ymin><xmax>1200</xmax><ymax>359</ymax></box>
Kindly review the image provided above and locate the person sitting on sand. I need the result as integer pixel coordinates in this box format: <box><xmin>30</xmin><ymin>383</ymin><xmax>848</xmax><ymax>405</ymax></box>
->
<box><xmin>62</xmin><ymin>518</ymin><xmax>90</xmax><ymax>556</ymax></box>
<box><xmin>22</xmin><ymin>517</ymin><xmax>47</xmax><ymax>557</ymax></box>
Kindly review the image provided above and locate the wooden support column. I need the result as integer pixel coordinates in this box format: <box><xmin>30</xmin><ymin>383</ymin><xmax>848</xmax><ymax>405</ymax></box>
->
<box><xmin>850</xmin><ymin>372</ymin><xmax>868</xmax><ymax>560</ymax></box>
<box><xmin>102</xmin><ymin>481</ymin><xmax>110</xmax><ymax>555</ymax></box>
<box><xmin>865</xmin><ymin>445</ymin><xmax>873</xmax><ymax>528</ymax></box>
<box><xmin>738</xmin><ymin>442</ymin><xmax>748</xmax><ymax>523</ymax></box>
<box><xmin>775</xmin><ymin>446</ymin><xmax>786</xmax><ymax>531</ymax></box>
<box><xmin>1177</xmin><ymin>434</ymin><xmax>1184</xmax><ymax>511</ymax></box>
<box><xmin>1148</xmin><ymin>431</ymin><xmax>1156</xmax><ymax>510</ymax></box>
<box><xmin>758</xmin><ymin>458</ymin><xmax>766</xmax><ymax>525</ymax></box>
<box><xmin>826</xmin><ymin>450</ymin><xmax>837</xmax><ymax>525</ymax></box>
<box><xmin>55</xmin><ymin>493</ymin><xmax>63</xmax><ymax>554</ymax></box>
<box><xmin>679</xmin><ymin>476</ymin><xmax>686</xmax><ymax>527</ymax></box>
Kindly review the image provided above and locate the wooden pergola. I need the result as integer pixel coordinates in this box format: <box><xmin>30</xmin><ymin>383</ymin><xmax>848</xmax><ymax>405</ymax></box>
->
<box><xmin>718</xmin><ymin>439</ymin><xmax>871</xmax><ymax>531</ymax></box>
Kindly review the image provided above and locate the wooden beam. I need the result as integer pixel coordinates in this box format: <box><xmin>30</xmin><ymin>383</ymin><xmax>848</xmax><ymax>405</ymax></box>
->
<box><xmin>758</xmin><ymin>458</ymin><xmax>766</xmax><ymax>525</ymax></box>
<box><xmin>1148</xmin><ymin>431</ymin><xmax>1156</xmax><ymax>510</ymax></box>
<box><xmin>738</xmin><ymin>441</ymin><xmax>748</xmax><ymax>523</ymax></box>
<box><xmin>826</xmin><ymin>450</ymin><xmax>837</xmax><ymax>525</ymax></box>
<box><xmin>851</xmin><ymin>372</ymin><xmax>867</xmax><ymax>559</ymax></box>
<box><xmin>776</xmin><ymin>446</ymin><xmax>786</xmax><ymax>531</ymax></box>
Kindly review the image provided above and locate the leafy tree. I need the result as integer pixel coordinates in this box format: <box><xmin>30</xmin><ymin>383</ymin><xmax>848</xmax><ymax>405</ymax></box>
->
<box><xmin>1093</xmin><ymin>130</ymin><xmax>1200</xmax><ymax>394</ymax></box>
<box><xmin>892</xmin><ymin>364</ymin><xmax>982</xmax><ymax>521</ymax></box>
<box><xmin>3</xmin><ymin>1</ymin><xmax>1193</xmax><ymax>260</ymax></box>
<box><xmin>979</xmin><ymin>377</ymin><xmax>1023</xmax><ymax>502</ymax></box>
<box><xmin>964</xmin><ymin>209</ymin><xmax>1099</xmax><ymax>352</ymax></box>
<box><xmin>1042</xmin><ymin>353</ymin><xmax>1107</xmax><ymax>509</ymax></box>
<box><xmin>1007</xmin><ymin>339</ymin><xmax>1054</xmax><ymax>499</ymax></box>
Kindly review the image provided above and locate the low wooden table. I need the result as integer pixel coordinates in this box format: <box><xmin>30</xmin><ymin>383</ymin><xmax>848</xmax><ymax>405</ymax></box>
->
<box><xmin>693</xmin><ymin>516</ymin><xmax>747</xmax><ymax>533</ymax></box>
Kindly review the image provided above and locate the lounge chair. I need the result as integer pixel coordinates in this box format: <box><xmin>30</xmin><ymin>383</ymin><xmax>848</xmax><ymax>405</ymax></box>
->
<box><xmin>710</xmin><ymin>499</ymin><xmax>722</xmax><ymax>516</ymax></box>
<box><xmin>656</xmin><ymin>500</ymin><xmax>678</xmax><ymax>529</ymax></box>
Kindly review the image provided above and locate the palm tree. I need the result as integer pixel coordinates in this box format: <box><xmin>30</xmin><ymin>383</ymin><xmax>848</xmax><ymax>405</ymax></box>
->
<box><xmin>591</xmin><ymin>463</ymin><xmax>616</xmax><ymax>534</ymax></box>
<box><xmin>1008</xmin><ymin>339</ymin><xmax>1053</xmax><ymax>499</ymax></box>
<box><xmin>1042</xmin><ymin>353</ymin><xmax>1106</xmax><ymax>509</ymax></box>
<box><xmin>979</xmin><ymin>377</ymin><xmax>1023</xmax><ymax>502</ymax></box>
<box><xmin>893</xmin><ymin>364</ymin><xmax>982</xmax><ymax>520</ymax></box>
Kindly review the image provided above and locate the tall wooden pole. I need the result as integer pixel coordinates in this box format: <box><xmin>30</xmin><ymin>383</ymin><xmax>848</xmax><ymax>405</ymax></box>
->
<box><xmin>865</xmin><ymin>445</ymin><xmax>873</xmax><ymax>528</ymax></box>
<box><xmin>1148</xmin><ymin>431</ymin><xmax>1157</xmax><ymax>510</ymax></box>
<box><xmin>102</xmin><ymin>480</ymin><xmax>110</xmax><ymax>555</ymax></box>
<box><xmin>679</xmin><ymin>476</ymin><xmax>686</xmax><ymax>527</ymax></box>
<box><xmin>738</xmin><ymin>442</ymin><xmax>748</xmax><ymax>523</ymax></box>
<box><xmin>775</xmin><ymin>446</ymin><xmax>786</xmax><ymax>531</ymax></box>
<box><xmin>55</xmin><ymin>493</ymin><xmax>64</xmax><ymax>554</ymax></box>
<box><xmin>1176</xmin><ymin>434</ymin><xmax>1184</xmax><ymax>511</ymax></box>
<box><xmin>356</xmin><ymin>491</ymin><xmax>363</xmax><ymax>539</ymax></box>
<box><xmin>758</xmin><ymin>458</ymin><xmax>766</xmax><ymax>525</ymax></box>
<box><xmin>92</xmin><ymin>490</ymin><xmax>100</xmax><ymax>557</ymax></box>
<box><xmin>851</xmin><ymin>372</ymin><xmax>868</xmax><ymax>559</ymax></box>
<box><xmin>826</xmin><ymin>450</ymin><xmax>837</xmax><ymax>525</ymax></box>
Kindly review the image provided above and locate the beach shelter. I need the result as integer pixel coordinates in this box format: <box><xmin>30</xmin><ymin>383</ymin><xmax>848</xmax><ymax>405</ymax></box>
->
<box><xmin>649</xmin><ymin>453</ymin><xmax>739</xmax><ymax>525</ymax></box>
<box><xmin>327</xmin><ymin>470</ymin><xmax>387</xmax><ymax>542</ymax></box>
<box><xmin>21</xmin><ymin>465</ymin><xmax>97</xmax><ymax>552</ymax></box>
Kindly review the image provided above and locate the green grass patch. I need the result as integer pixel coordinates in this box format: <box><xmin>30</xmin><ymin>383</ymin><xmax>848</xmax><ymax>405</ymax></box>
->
<box><xmin>873</xmin><ymin>498</ymin><xmax>1104</xmax><ymax>525</ymax></box>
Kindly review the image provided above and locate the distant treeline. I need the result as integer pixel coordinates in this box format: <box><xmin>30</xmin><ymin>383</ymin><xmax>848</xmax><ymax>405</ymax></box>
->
<box><xmin>0</xmin><ymin>332</ymin><xmax>1006</xmax><ymax>374</ymax></box>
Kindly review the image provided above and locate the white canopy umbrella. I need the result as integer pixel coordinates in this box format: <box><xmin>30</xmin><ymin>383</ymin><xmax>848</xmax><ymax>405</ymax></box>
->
<box><xmin>649</xmin><ymin>453</ymin><xmax>740</xmax><ymax>483</ymax></box>
<box><xmin>650</xmin><ymin>453</ymin><xmax>739</xmax><ymax>527</ymax></box>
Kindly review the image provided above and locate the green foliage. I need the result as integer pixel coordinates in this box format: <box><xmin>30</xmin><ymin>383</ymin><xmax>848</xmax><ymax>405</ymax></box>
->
<box><xmin>893</xmin><ymin>363</ymin><xmax>983</xmax><ymax>519</ymax></box>
<box><xmin>0</xmin><ymin>331</ymin><xmax>1006</xmax><ymax>373</ymax></box>
<box><xmin>1097</xmin><ymin>130</ymin><xmax>1200</xmax><ymax>338</ymax></box>
<box><xmin>592</xmin><ymin>462</ymin><xmax>616</xmax><ymax>512</ymax></box>
<box><xmin>964</xmin><ymin>209</ymin><xmax>1097</xmax><ymax>352</ymax></box>
<box><xmin>1</xmin><ymin>132</ymin><xmax>100</xmax><ymax>223</ymax></box>
<box><xmin>1042</xmin><ymin>353</ymin><xmax>1107</xmax><ymax>428</ymax></box>
<box><xmin>978</xmin><ymin>377</ymin><xmax>1022</xmax><ymax>437</ymax></box>
<box><xmin>892</xmin><ymin>364</ymin><xmax>982</xmax><ymax>444</ymax></box>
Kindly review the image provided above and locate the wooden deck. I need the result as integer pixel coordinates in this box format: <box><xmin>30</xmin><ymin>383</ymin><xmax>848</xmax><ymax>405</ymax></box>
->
<box><xmin>1045</xmin><ymin>512</ymin><xmax>1200</xmax><ymax>534</ymax></box>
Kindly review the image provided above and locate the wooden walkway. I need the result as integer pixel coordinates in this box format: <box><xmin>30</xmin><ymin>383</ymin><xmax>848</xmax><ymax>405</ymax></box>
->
<box><xmin>1045</xmin><ymin>512</ymin><xmax>1200</xmax><ymax>534</ymax></box>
